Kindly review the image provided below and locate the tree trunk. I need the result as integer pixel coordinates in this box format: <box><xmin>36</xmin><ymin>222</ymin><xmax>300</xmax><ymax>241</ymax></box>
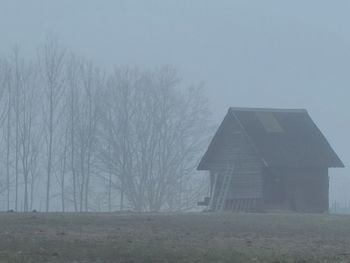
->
<box><xmin>46</xmin><ymin>87</ymin><xmax>53</xmax><ymax>212</ymax></box>
<box><xmin>6</xmin><ymin>77</ymin><xmax>11</xmax><ymax>211</ymax></box>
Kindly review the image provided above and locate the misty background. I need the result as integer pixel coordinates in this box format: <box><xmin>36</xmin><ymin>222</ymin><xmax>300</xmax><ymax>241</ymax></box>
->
<box><xmin>0</xmin><ymin>0</ymin><xmax>349</xmax><ymax>208</ymax></box>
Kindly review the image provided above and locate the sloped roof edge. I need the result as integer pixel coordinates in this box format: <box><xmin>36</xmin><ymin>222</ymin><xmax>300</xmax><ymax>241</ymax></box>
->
<box><xmin>198</xmin><ymin>107</ymin><xmax>344</xmax><ymax>170</ymax></box>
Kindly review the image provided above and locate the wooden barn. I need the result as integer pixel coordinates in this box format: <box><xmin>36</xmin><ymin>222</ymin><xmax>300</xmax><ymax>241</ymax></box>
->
<box><xmin>198</xmin><ymin>107</ymin><xmax>344</xmax><ymax>213</ymax></box>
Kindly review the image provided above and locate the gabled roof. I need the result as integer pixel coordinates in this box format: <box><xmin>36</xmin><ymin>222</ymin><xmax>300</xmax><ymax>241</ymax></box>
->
<box><xmin>198</xmin><ymin>107</ymin><xmax>344</xmax><ymax>170</ymax></box>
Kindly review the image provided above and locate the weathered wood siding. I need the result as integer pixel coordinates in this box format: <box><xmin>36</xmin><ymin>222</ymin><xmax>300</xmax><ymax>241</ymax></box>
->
<box><xmin>205</xmin><ymin>113</ymin><xmax>261</xmax><ymax>168</ymax></box>
<box><xmin>208</xmin><ymin>113</ymin><xmax>264</xmax><ymax>211</ymax></box>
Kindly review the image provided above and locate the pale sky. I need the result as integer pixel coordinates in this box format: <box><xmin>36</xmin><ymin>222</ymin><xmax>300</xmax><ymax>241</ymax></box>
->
<box><xmin>1</xmin><ymin>0</ymin><xmax>349</xmax><ymax>202</ymax></box>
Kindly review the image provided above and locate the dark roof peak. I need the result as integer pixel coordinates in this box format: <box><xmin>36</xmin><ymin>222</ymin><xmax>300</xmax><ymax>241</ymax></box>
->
<box><xmin>229</xmin><ymin>107</ymin><xmax>308</xmax><ymax>114</ymax></box>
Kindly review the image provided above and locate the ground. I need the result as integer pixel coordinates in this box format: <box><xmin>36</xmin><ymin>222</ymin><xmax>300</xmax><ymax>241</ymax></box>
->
<box><xmin>0</xmin><ymin>212</ymin><xmax>350</xmax><ymax>263</ymax></box>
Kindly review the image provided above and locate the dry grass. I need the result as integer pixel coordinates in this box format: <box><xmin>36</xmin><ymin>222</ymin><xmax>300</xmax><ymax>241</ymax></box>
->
<box><xmin>0</xmin><ymin>212</ymin><xmax>350</xmax><ymax>262</ymax></box>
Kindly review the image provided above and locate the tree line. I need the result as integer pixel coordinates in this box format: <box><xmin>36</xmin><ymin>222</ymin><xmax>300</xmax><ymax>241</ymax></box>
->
<box><xmin>0</xmin><ymin>38</ymin><xmax>211</xmax><ymax>212</ymax></box>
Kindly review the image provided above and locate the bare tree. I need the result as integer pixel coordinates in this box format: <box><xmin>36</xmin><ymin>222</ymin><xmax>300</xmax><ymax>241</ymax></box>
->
<box><xmin>62</xmin><ymin>57</ymin><xmax>102</xmax><ymax>212</ymax></box>
<box><xmin>65</xmin><ymin>55</ymin><xmax>80</xmax><ymax>212</ymax></box>
<box><xmin>100</xmin><ymin>68</ymin><xmax>139</xmax><ymax>210</ymax></box>
<box><xmin>29</xmin><ymin>133</ymin><xmax>40</xmax><ymax>211</ymax></box>
<box><xmin>0</xmin><ymin>59</ymin><xmax>12</xmax><ymax>210</ymax></box>
<box><xmin>13</xmin><ymin>48</ymin><xmax>22</xmax><ymax>211</ymax></box>
<box><xmin>0</xmin><ymin>50</ymin><xmax>43</xmax><ymax>212</ymax></box>
<box><xmin>0</xmin><ymin>60</ymin><xmax>10</xmax><ymax>209</ymax></box>
<box><xmin>77</xmin><ymin>61</ymin><xmax>100</xmax><ymax>212</ymax></box>
<box><xmin>56</xmin><ymin>125</ymin><xmax>69</xmax><ymax>212</ymax></box>
<box><xmin>0</xmin><ymin>40</ymin><xmax>211</xmax><ymax>213</ymax></box>
<box><xmin>99</xmin><ymin>67</ymin><xmax>210</xmax><ymax>212</ymax></box>
<box><xmin>39</xmin><ymin>37</ymin><xmax>65</xmax><ymax>212</ymax></box>
<box><xmin>18</xmin><ymin>62</ymin><xmax>38</xmax><ymax>211</ymax></box>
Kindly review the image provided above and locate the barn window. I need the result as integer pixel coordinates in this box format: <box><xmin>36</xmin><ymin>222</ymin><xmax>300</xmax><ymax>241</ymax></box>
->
<box><xmin>256</xmin><ymin>112</ymin><xmax>284</xmax><ymax>133</ymax></box>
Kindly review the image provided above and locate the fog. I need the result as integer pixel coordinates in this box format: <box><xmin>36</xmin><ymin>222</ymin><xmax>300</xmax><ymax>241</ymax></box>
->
<box><xmin>0</xmin><ymin>0</ymin><xmax>349</xmax><ymax>211</ymax></box>
<box><xmin>2</xmin><ymin>1</ymin><xmax>350</xmax><ymax>262</ymax></box>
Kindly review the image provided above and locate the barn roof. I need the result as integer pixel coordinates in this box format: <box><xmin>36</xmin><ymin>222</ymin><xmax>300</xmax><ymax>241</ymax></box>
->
<box><xmin>198</xmin><ymin>107</ymin><xmax>344</xmax><ymax>170</ymax></box>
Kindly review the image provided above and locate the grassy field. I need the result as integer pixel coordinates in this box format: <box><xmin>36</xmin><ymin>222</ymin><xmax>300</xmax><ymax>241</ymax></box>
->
<box><xmin>0</xmin><ymin>212</ymin><xmax>350</xmax><ymax>262</ymax></box>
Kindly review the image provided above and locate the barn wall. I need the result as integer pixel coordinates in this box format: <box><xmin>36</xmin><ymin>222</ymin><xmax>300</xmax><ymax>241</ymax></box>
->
<box><xmin>207</xmin><ymin>113</ymin><xmax>264</xmax><ymax>211</ymax></box>
<box><xmin>293</xmin><ymin>168</ymin><xmax>329</xmax><ymax>213</ymax></box>
<box><xmin>226</xmin><ymin>163</ymin><xmax>263</xmax><ymax>199</ymax></box>
<box><xmin>263</xmin><ymin>168</ymin><xmax>329</xmax><ymax>213</ymax></box>
<box><xmin>263</xmin><ymin>168</ymin><xmax>290</xmax><ymax>210</ymax></box>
